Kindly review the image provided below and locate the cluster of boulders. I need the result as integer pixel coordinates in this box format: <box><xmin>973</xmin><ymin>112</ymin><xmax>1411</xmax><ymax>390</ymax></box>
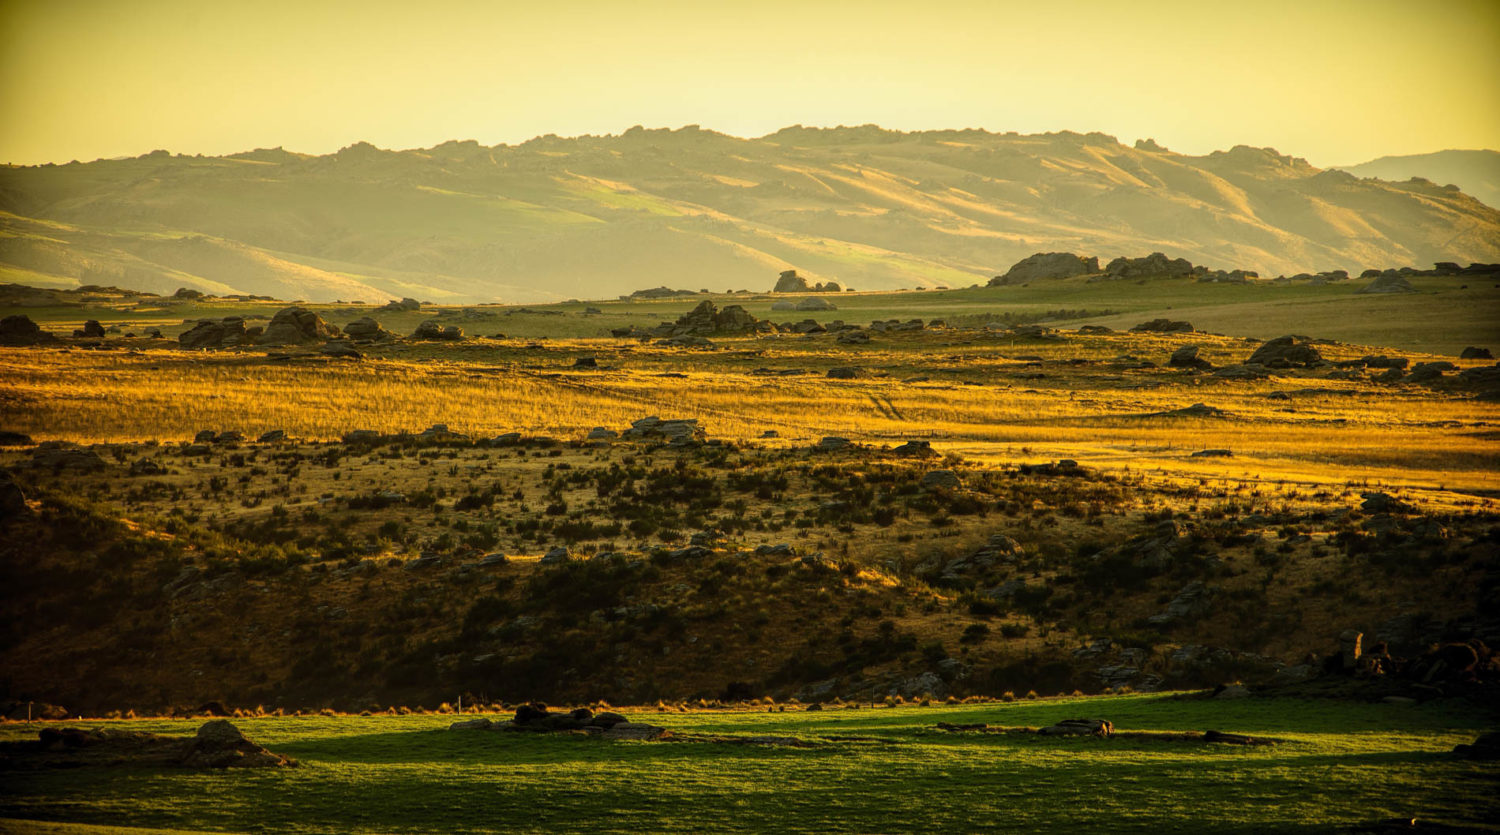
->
<box><xmin>450</xmin><ymin>704</ymin><xmax>668</xmax><ymax>740</ymax></box>
<box><xmin>0</xmin><ymin>720</ymin><xmax>294</xmax><ymax>769</ymax></box>
<box><xmin>773</xmin><ymin>269</ymin><xmax>843</xmax><ymax>293</ymax></box>
<box><xmin>380</xmin><ymin>297</ymin><xmax>422</xmax><ymax>312</ymax></box>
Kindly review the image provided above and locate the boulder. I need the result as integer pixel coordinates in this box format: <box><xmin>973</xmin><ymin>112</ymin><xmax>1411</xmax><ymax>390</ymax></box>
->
<box><xmin>30</xmin><ymin>443</ymin><xmax>107</xmax><ymax>471</ymax></box>
<box><xmin>1359</xmin><ymin>273</ymin><xmax>1415</xmax><ymax>294</ymax></box>
<box><xmin>178</xmin><ymin>720</ymin><xmax>295</xmax><ymax>768</ymax></box>
<box><xmin>621</xmin><ymin>416</ymin><xmax>704</xmax><ymax>444</ymax></box>
<box><xmin>989</xmin><ymin>252</ymin><xmax>1100</xmax><ymax>286</ymax></box>
<box><xmin>892</xmin><ymin>440</ymin><xmax>937</xmax><ymax>458</ymax></box>
<box><xmin>1131</xmin><ymin>318</ymin><xmax>1195</xmax><ymax>333</ymax></box>
<box><xmin>257</xmin><ymin>307</ymin><xmax>341</xmax><ymax>346</ymax></box>
<box><xmin>1169</xmin><ymin>345</ymin><xmax>1212</xmax><ymax>370</ymax></box>
<box><xmin>342</xmin><ymin>317</ymin><xmax>395</xmax><ymax>341</ymax></box>
<box><xmin>321</xmin><ymin>342</ymin><xmax>362</xmax><ymax>359</ymax></box>
<box><xmin>78</xmin><ymin>320</ymin><xmax>106</xmax><ymax>338</ymax></box>
<box><xmin>449</xmin><ymin>717</ymin><xmax>494</xmax><ymax>731</ymax></box>
<box><xmin>1360</xmin><ymin>492</ymin><xmax>1416</xmax><ymax>514</ymax></box>
<box><xmin>796</xmin><ymin>297</ymin><xmax>837</xmax><ymax>312</ymax></box>
<box><xmin>412</xmin><ymin>321</ymin><xmax>464</xmax><ymax>341</ymax></box>
<box><xmin>0</xmin><ymin>431</ymin><xmax>34</xmax><ymax>446</ymax></box>
<box><xmin>816</xmin><ymin>437</ymin><xmax>852</xmax><ymax>451</ymax></box>
<box><xmin>662</xmin><ymin>301</ymin><xmax>768</xmax><ymax>336</ymax></box>
<box><xmin>770</xmin><ymin>300</ymin><xmax>797</xmax><ymax>312</ymax></box>
<box><xmin>381</xmin><ymin>297</ymin><xmax>421</xmax><ymax>311</ymax></box>
<box><xmin>178</xmin><ymin>318</ymin><xmax>248</xmax><ymax>349</ymax></box>
<box><xmin>1038</xmin><ymin>719</ymin><xmax>1114</xmax><ymax>737</ymax></box>
<box><xmin>257</xmin><ymin>430</ymin><xmax>287</xmax><ymax>443</ymax></box>
<box><xmin>0</xmin><ymin>315</ymin><xmax>58</xmax><ymax>346</ymax></box>
<box><xmin>1460</xmin><ymin>346</ymin><xmax>1493</xmax><ymax>360</ymax></box>
<box><xmin>826</xmin><ymin>367</ymin><xmax>862</xmax><ymax>379</ymax></box>
<box><xmin>921</xmin><ymin>470</ymin><xmax>961</xmax><ymax>490</ymax></box>
<box><xmin>774</xmin><ymin>270</ymin><xmax>813</xmax><ymax>293</ymax></box>
<box><xmin>837</xmin><ymin>331</ymin><xmax>870</xmax><ymax>345</ymax></box>
<box><xmin>1246</xmin><ymin>336</ymin><xmax>1322</xmax><ymax>367</ymax></box>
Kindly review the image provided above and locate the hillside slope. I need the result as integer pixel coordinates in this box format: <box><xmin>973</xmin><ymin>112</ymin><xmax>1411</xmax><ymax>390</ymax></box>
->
<box><xmin>3</xmin><ymin>129</ymin><xmax>1499</xmax><ymax>303</ymax></box>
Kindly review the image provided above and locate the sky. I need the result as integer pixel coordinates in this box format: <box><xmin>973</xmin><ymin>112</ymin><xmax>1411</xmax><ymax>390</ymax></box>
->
<box><xmin>1</xmin><ymin>0</ymin><xmax>1497</xmax><ymax>168</ymax></box>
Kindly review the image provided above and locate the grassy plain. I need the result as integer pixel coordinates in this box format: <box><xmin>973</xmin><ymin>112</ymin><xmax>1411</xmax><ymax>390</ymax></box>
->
<box><xmin>2</xmin><ymin>695</ymin><xmax>1497</xmax><ymax>834</ymax></box>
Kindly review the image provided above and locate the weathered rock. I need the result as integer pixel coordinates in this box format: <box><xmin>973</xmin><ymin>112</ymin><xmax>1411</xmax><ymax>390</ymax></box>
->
<box><xmin>1404</xmin><ymin>361</ymin><xmax>1454</xmax><ymax>383</ymax></box>
<box><xmin>1359</xmin><ymin>273</ymin><xmax>1415</xmax><ymax>294</ymax></box>
<box><xmin>321</xmin><ymin>341</ymin><xmax>362</xmax><ymax>359</ymax></box>
<box><xmin>826</xmin><ymin>367</ymin><xmax>863</xmax><ymax>379</ymax></box>
<box><xmin>586</xmin><ymin>427</ymin><xmax>618</xmax><ymax>441</ymax></box>
<box><xmin>342</xmin><ymin>317</ymin><xmax>395</xmax><ymax>342</ymax></box>
<box><xmin>258</xmin><ymin>307</ymin><xmax>341</xmax><ymax>346</ymax></box>
<box><xmin>1460</xmin><ymin>346</ymin><xmax>1493</xmax><ymax>360</ymax></box>
<box><xmin>78</xmin><ymin>320</ymin><xmax>106</xmax><ymax>338</ymax></box>
<box><xmin>892</xmin><ymin>440</ymin><xmax>937</xmax><ymax>457</ymax></box>
<box><xmin>381</xmin><ymin>297</ymin><xmax>421</xmax><ymax>311</ymax></box>
<box><xmin>30</xmin><ymin>443</ymin><xmax>107</xmax><ymax>471</ymax></box>
<box><xmin>1169</xmin><ymin>345</ymin><xmax>1212</xmax><ymax>369</ymax></box>
<box><xmin>796</xmin><ymin>296</ymin><xmax>837</xmax><ymax>311</ymax></box>
<box><xmin>1246</xmin><ymin>336</ymin><xmax>1322</xmax><ymax>368</ymax></box>
<box><xmin>772</xmin><ymin>269</ymin><xmax>842</xmax><ymax>293</ymax></box>
<box><xmin>1152</xmin><ymin>403</ymin><xmax>1227</xmax><ymax>418</ymax></box>
<box><xmin>257</xmin><ymin>429</ymin><xmax>287</xmax><ymax>443</ymax></box>
<box><xmin>0</xmin><ymin>431</ymin><xmax>34</xmax><ymax>446</ymax></box>
<box><xmin>178</xmin><ymin>720</ymin><xmax>295</xmax><ymax>768</ymax></box>
<box><xmin>989</xmin><ymin>252</ymin><xmax>1099</xmax><ymax>286</ymax></box>
<box><xmin>540</xmin><ymin>547</ymin><xmax>570</xmax><ymax>565</ymax></box>
<box><xmin>837</xmin><ymin>330</ymin><xmax>871</xmax><ymax>345</ymax></box>
<box><xmin>1361</xmin><ymin>492</ymin><xmax>1416</xmax><ymax>514</ymax></box>
<box><xmin>412</xmin><ymin>321</ymin><xmax>464</xmax><ymax>341</ymax></box>
<box><xmin>815</xmin><ymin>436</ymin><xmax>852</xmax><ymax>451</ymax></box>
<box><xmin>1038</xmin><ymin>718</ymin><xmax>1114</xmax><ymax>737</ymax></box>
<box><xmin>921</xmin><ymin>470</ymin><xmax>961</xmax><ymax>490</ymax></box>
<box><xmin>449</xmin><ymin>717</ymin><xmax>494</xmax><ymax>731</ymax></box>
<box><xmin>0</xmin><ymin>315</ymin><xmax>58</xmax><ymax>346</ymax></box>
<box><xmin>621</xmin><ymin>416</ymin><xmax>704</xmax><ymax>444</ymax></box>
<box><xmin>1104</xmin><ymin>252</ymin><xmax>1195</xmax><ymax>279</ymax></box>
<box><xmin>1131</xmin><ymin>318</ymin><xmax>1195</xmax><ymax>333</ymax></box>
<box><xmin>0</xmin><ymin>471</ymin><xmax>31</xmax><ymax>523</ymax></box>
<box><xmin>1191</xmin><ymin>448</ymin><xmax>1233</xmax><ymax>458</ymax></box>
<box><xmin>178</xmin><ymin>317</ymin><xmax>251</xmax><ymax>349</ymax></box>
<box><xmin>602</xmin><ymin>722</ymin><xmax>669</xmax><ymax>741</ymax></box>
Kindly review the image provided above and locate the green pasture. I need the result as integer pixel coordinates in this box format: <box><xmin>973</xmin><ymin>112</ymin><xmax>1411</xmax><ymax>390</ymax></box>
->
<box><xmin>2</xmin><ymin>694</ymin><xmax>1495</xmax><ymax>834</ymax></box>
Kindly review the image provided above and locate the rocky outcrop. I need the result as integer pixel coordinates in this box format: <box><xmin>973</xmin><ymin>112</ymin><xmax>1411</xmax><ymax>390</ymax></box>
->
<box><xmin>381</xmin><ymin>297</ymin><xmax>421</xmax><ymax>311</ymax></box>
<box><xmin>773</xmin><ymin>270</ymin><xmax>842</xmax><ymax>293</ymax></box>
<box><xmin>1168</xmin><ymin>345</ymin><xmax>1212</xmax><ymax>369</ymax></box>
<box><xmin>0</xmin><ymin>315</ymin><xmax>59</xmax><ymax>346</ymax></box>
<box><xmin>988</xmin><ymin>252</ymin><xmax>1100</xmax><ymax>286</ymax></box>
<box><xmin>1104</xmin><ymin>252</ymin><xmax>1196</xmax><ymax>279</ymax></box>
<box><xmin>258</xmin><ymin>307</ymin><xmax>341</xmax><ymax>346</ymax></box>
<box><xmin>178</xmin><ymin>317</ymin><xmax>252</xmax><ymax>349</ymax></box>
<box><xmin>622</xmin><ymin>286</ymin><xmax>700</xmax><ymax>300</ymax></box>
<box><xmin>658</xmin><ymin>301</ymin><xmax>770</xmax><ymax>336</ymax></box>
<box><xmin>1358</xmin><ymin>273</ymin><xmax>1415</xmax><ymax>294</ymax></box>
<box><xmin>1130</xmin><ymin>318</ymin><xmax>1195</xmax><ymax>333</ymax></box>
<box><xmin>29</xmin><ymin>443</ymin><xmax>107</xmax><ymax>471</ymax></box>
<box><xmin>621</xmin><ymin>416</ymin><xmax>704</xmax><ymax>445</ymax></box>
<box><xmin>342</xmin><ymin>317</ymin><xmax>395</xmax><ymax>341</ymax></box>
<box><xmin>76</xmin><ymin>320</ymin><xmax>106</xmax><ymax>338</ymax></box>
<box><xmin>412</xmin><ymin>321</ymin><xmax>464</xmax><ymax>341</ymax></box>
<box><xmin>1246</xmin><ymin>335</ymin><xmax>1323</xmax><ymax>367</ymax></box>
<box><xmin>795</xmin><ymin>297</ymin><xmax>837</xmax><ymax>311</ymax></box>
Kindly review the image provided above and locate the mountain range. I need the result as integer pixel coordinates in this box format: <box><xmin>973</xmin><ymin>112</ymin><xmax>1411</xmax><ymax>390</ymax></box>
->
<box><xmin>2</xmin><ymin>127</ymin><xmax>1498</xmax><ymax>303</ymax></box>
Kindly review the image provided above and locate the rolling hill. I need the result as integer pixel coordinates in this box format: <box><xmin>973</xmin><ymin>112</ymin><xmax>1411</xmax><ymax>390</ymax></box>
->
<box><xmin>2</xmin><ymin>128</ymin><xmax>1499</xmax><ymax>303</ymax></box>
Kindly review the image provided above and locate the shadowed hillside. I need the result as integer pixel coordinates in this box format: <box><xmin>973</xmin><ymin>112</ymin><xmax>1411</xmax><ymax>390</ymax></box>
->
<box><xmin>3</xmin><ymin>128</ymin><xmax>1499</xmax><ymax>303</ymax></box>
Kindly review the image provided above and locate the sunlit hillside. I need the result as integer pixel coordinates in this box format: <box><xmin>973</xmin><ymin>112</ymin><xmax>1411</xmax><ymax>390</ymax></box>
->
<box><xmin>3</xmin><ymin>128</ymin><xmax>1499</xmax><ymax>303</ymax></box>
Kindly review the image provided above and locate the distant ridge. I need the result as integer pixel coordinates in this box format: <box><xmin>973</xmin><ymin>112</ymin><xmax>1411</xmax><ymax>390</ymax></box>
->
<box><xmin>1335</xmin><ymin>149</ymin><xmax>1500</xmax><ymax>210</ymax></box>
<box><xmin>2</xmin><ymin>127</ymin><xmax>1498</xmax><ymax>303</ymax></box>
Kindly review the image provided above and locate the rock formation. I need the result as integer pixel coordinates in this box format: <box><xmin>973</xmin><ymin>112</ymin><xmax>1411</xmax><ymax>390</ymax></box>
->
<box><xmin>988</xmin><ymin>252</ymin><xmax>1100</xmax><ymax>286</ymax></box>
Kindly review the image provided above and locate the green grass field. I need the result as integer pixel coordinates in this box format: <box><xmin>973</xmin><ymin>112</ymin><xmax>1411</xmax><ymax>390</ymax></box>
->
<box><xmin>2</xmin><ymin>694</ymin><xmax>1496</xmax><ymax>834</ymax></box>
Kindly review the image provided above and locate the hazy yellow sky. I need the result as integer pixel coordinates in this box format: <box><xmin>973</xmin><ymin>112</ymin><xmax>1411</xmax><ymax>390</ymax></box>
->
<box><xmin>2</xmin><ymin>0</ymin><xmax>1497</xmax><ymax>167</ymax></box>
